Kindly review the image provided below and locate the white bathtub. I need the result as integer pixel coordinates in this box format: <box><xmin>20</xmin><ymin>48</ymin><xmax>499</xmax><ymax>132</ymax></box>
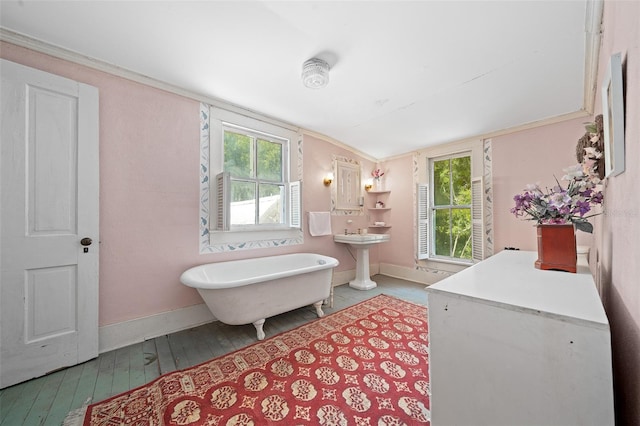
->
<box><xmin>180</xmin><ymin>253</ymin><xmax>339</xmax><ymax>340</ymax></box>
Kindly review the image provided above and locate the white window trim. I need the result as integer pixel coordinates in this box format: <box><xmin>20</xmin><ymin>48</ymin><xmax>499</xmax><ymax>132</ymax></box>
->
<box><xmin>216</xmin><ymin>122</ymin><xmax>292</xmax><ymax>230</ymax></box>
<box><xmin>415</xmin><ymin>139</ymin><xmax>485</xmax><ymax>267</ymax></box>
<box><xmin>428</xmin><ymin>152</ymin><xmax>474</xmax><ymax>264</ymax></box>
<box><xmin>199</xmin><ymin>103</ymin><xmax>303</xmax><ymax>253</ymax></box>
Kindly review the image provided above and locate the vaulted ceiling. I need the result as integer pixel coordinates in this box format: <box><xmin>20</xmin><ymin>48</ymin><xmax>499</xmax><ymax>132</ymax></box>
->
<box><xmin>0</xmin><ymin>1</ymin><xmax>601</xmax><ymax>159</ymax></box>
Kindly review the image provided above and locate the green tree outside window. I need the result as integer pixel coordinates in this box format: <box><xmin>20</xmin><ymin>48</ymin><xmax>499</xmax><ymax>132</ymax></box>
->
<box><xmin>224</xmin><ymin>129</ymin><xmax>285</xmax><ymax>225</ymax></box>
<box><xmin>432</xmin><ymin>155</ymin><xmax>472</xmax><ymax>260</ymax></box>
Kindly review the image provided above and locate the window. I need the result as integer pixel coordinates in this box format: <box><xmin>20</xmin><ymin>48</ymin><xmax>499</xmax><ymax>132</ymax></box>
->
<box><xmin>216</xmin><ymin>124</ymin><xmax>300</xmax><ymax>232</ymax></box>
<box><xmin>418</xmin><ymin>151</ymin><xmax>483</xmax><ymax>263</ymax></box>
<box><xmin>203</xmin><ymin>105</ymin><xmax>302</xmax><ymax>252</ymax></box>
<box><xmin>223</xmin><ymin>125</ymin><xmax>287</xmax><ymax>227</ymax></box>
<box><xmin>432</xmin><ymin>154</ymin><xmax>472</xmax><ymax>260</ymax></box>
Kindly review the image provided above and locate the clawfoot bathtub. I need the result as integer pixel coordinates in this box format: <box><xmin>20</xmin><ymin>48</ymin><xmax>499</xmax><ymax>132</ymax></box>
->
<box><xmin>180</xmin><ymin>253</ymin><xmax>339</xmax><ymax>340</ymax></box>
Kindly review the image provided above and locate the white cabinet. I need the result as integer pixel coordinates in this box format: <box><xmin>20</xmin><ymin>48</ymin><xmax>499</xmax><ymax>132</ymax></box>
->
<box><xmin>425</xmin><ymin>250</ymin><xmax>614</xmax><ymax>426</ymax></box>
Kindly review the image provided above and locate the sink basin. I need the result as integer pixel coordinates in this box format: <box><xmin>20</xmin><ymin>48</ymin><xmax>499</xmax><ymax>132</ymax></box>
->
<box><xmin>333</xmin><ymin>233</ymin><xmax>390</xmax><ymax>246</ymax></box>
<box><xmin>334</xmin><ymin>233</ymin><xmax>390</xmax><ymax>290</ymax></box>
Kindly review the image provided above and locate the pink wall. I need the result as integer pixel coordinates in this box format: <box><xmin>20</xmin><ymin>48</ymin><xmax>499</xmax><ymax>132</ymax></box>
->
<box><xmin>492</xmin><ymin>117</ymin><xmax>596</xmax><ymax>252</ymax></box>
<box><xmin>594</xmin><ymin>1</ymin><xmax>640</xmax><ymax>423</ymax></box>
<box><xmin>0</xmin><ymin>42</ymin><xmax>380</xmax><ymax>326</ymax></box>
<box><xmin>1</xmin><ymin>43</ymin><xmax>205</xmax><ymax>326</ymax></box>
<box><xmin>302</xmin><ymin>134</ymin><xmax>380</xmax><ymax>272</ymax></box>
<box><xmin>377</xmin><ymin>156</ymin><xmax>416</xmax><ymax>268</ymax></box>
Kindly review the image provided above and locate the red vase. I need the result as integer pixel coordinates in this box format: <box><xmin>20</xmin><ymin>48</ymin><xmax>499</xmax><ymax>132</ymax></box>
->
<box><xmin>534</xmin><ymin>224</ymin><xmax>577</xmax><ymax>273</ymax></box>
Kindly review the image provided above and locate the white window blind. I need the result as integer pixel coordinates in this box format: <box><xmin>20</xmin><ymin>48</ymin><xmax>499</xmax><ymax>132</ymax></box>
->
<box><xmin>471</xmin><ymin>176</ymin><xmax>484</xmax><ymax>263</ymax></box>
<box><xmin>417</xmin><ymin>183</ymin><xmax>429</xmax><ymax>260</ymax></box>
<box><xmin>215</xmin><ymin>172</ymin><xmax>230</xmax><ymax>231</ymax></box>
<box><xmin>288</xmin><ymin>181</ymin><xmax>301</xmax><ymax>229</ymax></box>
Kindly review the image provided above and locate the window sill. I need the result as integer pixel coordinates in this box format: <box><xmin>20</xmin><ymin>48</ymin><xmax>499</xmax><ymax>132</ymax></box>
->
<box><xmin>427</xmin><ymin>256</ymin><xmax>473</xmax><ymax>266</ymax></box>
<box><xmin>426</xmin><ymin>257</ymin><xmax>473</xmax><ymax>266</ymax></box>
<box><xmin>207</xmin><ymin>227</ymin><xmax>302</xmax><ymax>250</ymax></box>
<box><xmin>420</xmin><ymin>257</ymin><xmax>473</xmax><ymax>273</ymax></box>
<box><xmin>228</xmin><ymin>224</ymin><xmax>295</xmax><ymax>233</ymax></box>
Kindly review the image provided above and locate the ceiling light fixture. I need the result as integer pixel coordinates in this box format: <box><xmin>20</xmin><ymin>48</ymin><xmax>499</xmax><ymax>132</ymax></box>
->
<box><xmin>302</xmin><ymin>58</ymin><xmax>330</xmax><ymax>89</ymax></box>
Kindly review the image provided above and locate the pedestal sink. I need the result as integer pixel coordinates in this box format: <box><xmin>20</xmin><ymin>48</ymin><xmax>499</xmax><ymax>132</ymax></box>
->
<box><xmin>334</xmin><ymin>233</ymin><xmax>390</xmax><ymax>290</ymax></box>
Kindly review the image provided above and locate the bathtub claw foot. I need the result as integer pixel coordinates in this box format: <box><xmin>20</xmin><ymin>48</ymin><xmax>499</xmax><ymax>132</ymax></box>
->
<box><xmin>313</xmin><ymin>301</ymin><xmax>325</xmax><ymax>318</ymax></box>
<box><xmin>253</xmin><ymin>319</ymin><xmax>266</xmax><ymax>340</ymax></box>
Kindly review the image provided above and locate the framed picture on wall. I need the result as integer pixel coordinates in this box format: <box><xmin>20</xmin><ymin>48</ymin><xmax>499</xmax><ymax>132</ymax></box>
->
<box><xmin>601</xmin><ymin>52</ymin><xmax>625</xmax><ymax>177</ymax></box>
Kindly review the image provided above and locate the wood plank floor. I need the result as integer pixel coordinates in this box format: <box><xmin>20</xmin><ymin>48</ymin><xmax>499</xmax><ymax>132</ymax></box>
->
<box><xmin>0</xmin><ymin>276</ymin><xmax>427</xmax><ymax>425</ymax></box>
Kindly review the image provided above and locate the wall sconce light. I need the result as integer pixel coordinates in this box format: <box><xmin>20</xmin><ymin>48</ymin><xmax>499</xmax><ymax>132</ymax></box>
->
<box><xmin>323</xmin><ymin>172</ymin><xmax>334</xmax><ymax>186</ymax></box>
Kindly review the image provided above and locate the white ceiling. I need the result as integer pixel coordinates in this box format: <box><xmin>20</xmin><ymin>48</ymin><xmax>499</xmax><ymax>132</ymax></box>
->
<box><xmin>0</xmin><ymin>1</ymin><xmax>596</xmax><ymax>159</ymax></box>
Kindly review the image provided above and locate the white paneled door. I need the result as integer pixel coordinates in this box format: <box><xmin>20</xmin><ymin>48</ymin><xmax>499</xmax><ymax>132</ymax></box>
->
<box><xmin>0</xmin><ymin>59</ymin><xmax>99</xmax><ymax>388</ymax></box>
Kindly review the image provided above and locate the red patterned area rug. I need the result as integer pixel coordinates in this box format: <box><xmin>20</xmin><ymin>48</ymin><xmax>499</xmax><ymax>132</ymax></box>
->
<box><xmin>81</xmin><ymin>294</ymin><xmax>429</xmax><ymax>425</ymax></box>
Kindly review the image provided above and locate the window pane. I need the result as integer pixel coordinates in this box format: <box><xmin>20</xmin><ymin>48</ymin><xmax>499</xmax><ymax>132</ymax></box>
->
<box><xmin>434</xmin><ymin>209</ymin><xmax>451</xmax><ymax>256</ymax></box>
<box><xmin>433</xmin><ymin>159</ymin><xmax>450</xmax><ymax>206</ymax></box>
<box><xmin>257</xmin><ymin>139</ymin><xmax>282</xmax><ymax>182</ymax></box>
<box><xmin>224</xmin><ymin>131</ymin><xmax>253</xmax><ymax>178</ymax></box>
<box><xmin>451</xmin><ymin>208</ymin><xmax>472</xmax><ymax>259</ymax></box>
<box><xmin>452</xmin><ymin>156</ymin><xmax>471</xmax><ymax>205</ymax></box>
<box><xmin>230</xmin><ymin>181</ymin><xmax>256</xmax><ymax>225</ymax></box>
<box><xmin>259</xmin><ymin>184</ymin><xmax>283</xmax><ymax>224</ymax></box>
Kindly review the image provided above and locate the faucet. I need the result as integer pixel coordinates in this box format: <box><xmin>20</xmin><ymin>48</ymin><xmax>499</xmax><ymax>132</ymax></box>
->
<box><xmin>345</xmin><ymin>219</ymin><xmax>354</xmax><ymax>235</ymax></box>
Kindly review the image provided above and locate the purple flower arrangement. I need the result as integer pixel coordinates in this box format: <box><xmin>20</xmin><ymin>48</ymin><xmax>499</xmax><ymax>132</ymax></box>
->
<box><xmin>511</xmin><ymin>165</ymin><xmax>603</xmax><ymax>233</ymax></box>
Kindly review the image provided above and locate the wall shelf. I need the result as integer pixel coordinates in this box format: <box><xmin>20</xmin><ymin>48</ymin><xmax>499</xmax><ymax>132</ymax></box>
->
<box><xmin>367</xmin><ymin>190</ymin><xmax>391</xmax><ymax>233</ymax></box>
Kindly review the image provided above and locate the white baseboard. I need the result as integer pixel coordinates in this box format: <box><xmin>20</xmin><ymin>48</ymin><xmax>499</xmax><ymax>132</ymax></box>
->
<box><xmin>332</xmin><ymin>264</ymin><xmax>381</xmax><ymax>286</ymax></box>
<box><xmin>99</xmin><ymin>268</ymin><xmax>362</xmax><ymax>353</ymax></box>
<box><xmin>332</xmin><ymin>268</ymin><xmax>355</xmax><ymax>286</ymax></box>
<box><xmin>379</xmin><ymin>262</ymin><xmax>443</xmax><ymax>286</ymax></box>
<box><xmin>99</xmin><ymin>303</ymin><xmax>215</xmax><ymax>353</ymax></box>
<box><xmin>335</xmin><ymin>263</ymin><xmax>439</xmax><ymax>287</ymax></box>
<box><xmin>99</xmin><ymin>263</ymin><xmax>429</xmax><ymax>353</ymax></box>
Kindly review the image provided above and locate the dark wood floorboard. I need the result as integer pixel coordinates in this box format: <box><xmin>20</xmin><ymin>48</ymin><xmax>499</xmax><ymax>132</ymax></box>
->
<box><xmin>0</xmin><ymin>277</ymin><xmax>426</xmax><ymax>425</ymax></box>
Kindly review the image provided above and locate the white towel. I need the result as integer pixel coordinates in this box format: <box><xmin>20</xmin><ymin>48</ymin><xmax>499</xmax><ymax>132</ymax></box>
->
<box><xmin>308</xmin><ymin>212</ymin><xmax>332</xmax><ymax>236</ymax></box>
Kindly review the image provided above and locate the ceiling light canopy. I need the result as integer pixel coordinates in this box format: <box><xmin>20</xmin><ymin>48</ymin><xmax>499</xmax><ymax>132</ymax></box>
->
<box><xmin>302</xmin><ymin>58</ymin><xmax>330</xmax><ymax>89</ymax></box>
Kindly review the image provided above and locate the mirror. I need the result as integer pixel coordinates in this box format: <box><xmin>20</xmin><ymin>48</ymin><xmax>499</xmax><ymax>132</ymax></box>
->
<box><xmin>332</xmin><ymin>156</ymin><xmax>362</xmax><ymax>213</ymax></box>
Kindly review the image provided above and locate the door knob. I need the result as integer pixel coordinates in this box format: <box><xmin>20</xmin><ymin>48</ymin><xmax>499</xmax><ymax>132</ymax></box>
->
<box><xmin>80</xmin><ymin>237</ymin><xmax>93</xmax><ymax>246</ymax></box>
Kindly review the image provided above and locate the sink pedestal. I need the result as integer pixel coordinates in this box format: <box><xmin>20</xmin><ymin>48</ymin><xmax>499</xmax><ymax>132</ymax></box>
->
<box><xmin>350</xmin><ymin>246</ymin><xmax>377</xmax><ymax>290</ymax></box>
<box><xmin>333</xmin><ymin>233</ymin><xmax>390</xmax><ymax>291</ymax></box>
